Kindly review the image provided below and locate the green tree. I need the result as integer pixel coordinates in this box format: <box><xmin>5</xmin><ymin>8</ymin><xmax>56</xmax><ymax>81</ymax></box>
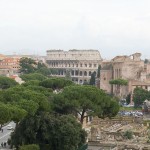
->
<box><xmin>17</xmin><ymin>100</ymin><xmax>39</xmax><ymax>116</ymax></box>
<box><xmin>19</xmin><ymin>57</ymin><xmax>58</xmax><ymax>76</ymax></box>
<box><xmin>89</xmin><ymin>71</ymin><xmax>96</xmax><ymax>85</ymax></box>
<box><xmin>0</xmin><ymin>103</ymin><xmax>11</xmax><ymax>128</ymax></box>
<box><xmin>22</xmin><ymin>80</ymin><xmax>40</xmax><ymax>87</ymax></box>
<box><xmin>36</xmin><ymin>67</ymin><xmax>52</xmax><ymax>76</ymax></box>
<box><xmin>19</xmin><ymin>144</ymin><xmax>40</xmax><ymax>150</ymax></box>
<box><xmin>65</xmin><ymin>70</ymin><xmax>71</xmax><ymax>80</ymax></box>
<box><xmin>20</xmin><ymin>57</ymin><xmax>37</xmax><ymax>74</ymax></box>
<box><xmin>11</xmin><ymin>113</ymin><xmax>87</xmax><ymax>150</ymax></box>
<box><xmin>97</xmin><ymin>65</ymin><xmax>101</xmax><ymax>78</ymax></box>
<box><xmin>52</xmin><ymin>85</ymin><xmax>119</xmax><ymax>124</ymax></box>
<box><xmin>133</xmin><ymin>87</ymin><xmax>150</xmax><ymax>107</ymax></box>
<box><xmin>126</xmin><ymin>94</ymin><xmax>131</xmax><ymax>105</ymax></box>
<box><xmin>109</xmin><ymin>78</ymin><xmax>128</xmax><ymax>96</ymax></box>
<box><xmin>109</xmin><ymin>78</ymin><xmax>128</xmax><ymax>86</ymax></box>
<box><xmin>20</xmin><ymin>73</ymin><xmax>47</xmax><ymax>82</ymax></box>
<box><xmin>25</xmin><ymin>85</ymin><xmax>52</xmax><ymax>97</ymax></box>
<box><xmin>144</xmin><ymin>59</ymin><xmax>149</xmax><ymax>64</ymax></box>
<box><xmin>124</xmin><ymin>130</ymin><xmax>133</xmax><ymax>139</ymax></box>
<box><xmin>0</xmin><ymin>103</ymin><xmax>27</xmax><ymax>128</ymax></box>
<box><xmin>83</xmin><ymin>81</ymin><xmax>89</xmax><ymax>85</ymax></box>
<box><xmin>0</xmin><ymin>85</ymin><xmax>51</xmax><ymax>112</ymax></box>
<box><xmin>39</xmin><ymin>78</ymin><xmax>74</xmax><ymax>90</ymax></box>
<box><xmin>0</xmin><ymin>76</ymin><xmax>18</xmax><ymax>89</ymax></box>
<box><xmin>9</xmin><ymin>105</ymin><xmax>27</xmax><ymax>125</ymax></box>
<box><xmin>50</xmin><ymin>68</ymin><xmax>59</xmax><ymax>75</ymax></box>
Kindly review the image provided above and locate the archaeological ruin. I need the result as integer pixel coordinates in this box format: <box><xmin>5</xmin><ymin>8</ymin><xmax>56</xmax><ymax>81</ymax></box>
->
<box><xmin>100</xmin><ymin>53</ymin><xmax>150</xmax><ymax>99</ymax></box>
<box><xmin>46</xmin><ymin>49</ymin><xmax>102</xmax><ymax>84</ymax></box>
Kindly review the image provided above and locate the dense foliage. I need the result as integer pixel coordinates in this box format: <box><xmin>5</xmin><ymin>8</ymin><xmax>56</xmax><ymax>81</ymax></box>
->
<box><xmin>123</xmin><ymin>130</ymin><xmax>133</xmax><ymax>139</ymax></box>
<box><xmin>11</xmin><ymin>113</ymin><xmax>87</xmax><ymax>150</ymax></box>
<box><xmin>144</xmin><ymin>59</ymin><xmax>150</xmax><ymax>64</ymax></box>
<box><xmin>126</xmin><ymin>94</ymin><xmax>131</xmax><ymax>105</ymax></box>
<box><xmin>133</xmin><ymin>87</ymin><xmax>150</xmax><ymax>107</ymax></box>
<box><xmin>51</xmin><ymin>85</ymin><xmax>119</xmax><ymax>124</ymax></box>
<box><xmin>97</xmin><ymin>65</ymin><xmax>101</xmax><ymax>78</ymax></box>
<box><xmin>20</xmin><ymin>73</ymin><xmax>47</xmax><ymax>82</ymax></box>
<box><xmin>19</xmin><ymin>144</ymin><xmax>40</xmax><ymax>150</ymax></box>
<box><xmin>0</xmin><ymin>76</ymin><xmax>18</xmax><ymax>89</ymax></box>
<box><xmin>20</xmin><ymin>57</ymin><xmax>38</xmax><ymax>74</ymax></box>
<box><xmin>0</xmin><ymin>59</ymin><xmax>120</xmax><ymax>149</ymax></box>
<box><xmin>109</xmin><ymin>78</ymin><xmax>128</xmax><ymax>85</ymax></box>
<box><xmin>0</xmin><ymin>102</ymin><xmax>27</xmax><ymax>126</ymax></box>
<box><xmin>39</xmin><ymin>78</ymin><xmax>74</xmax><ymax>90</ymax></box>
<box><xmin>20</xmin><ymin>57</ymin><xmax>58</xmax><ymax>76</ymax></box>
<box><xmin>89</xmin><ymin>71</ymin><xmax>96</xmax><ymax>85</ymax></box>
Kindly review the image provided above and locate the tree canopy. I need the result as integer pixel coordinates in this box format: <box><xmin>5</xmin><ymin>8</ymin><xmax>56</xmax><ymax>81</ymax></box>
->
<box><xmin>144</xmin><ymin>59</ymin><xmax>150</xmax><ymax>64</ymax></box>
<box><xmin>109</xmin><ymin>78</ymin><xmax>128</xmax><ymax>85</ymax></box>
<box><xmin>19</xmin><ymin>57</ymin><xmax>58</xmax><ymax>76</ymax></box>
<box><xmin>20</xmin><ymin>73</ymin><xmax>47</xmax><ymax>82</ymax></box>
<box><xmin>0</xmin><ymin>76</ymin><xmax>18</xmax><ymax>89</ymax></box>
<box><xmin>51</xmin><ymin>85</ymin><xmax>119</xmax><ymax>124</ymax></box>
<box><xmin>133</xmin><ymin>87</ymin><xmax>150</xmax><ymax>107</ymax></box>
<box><xmin>0</xmin><ymin>102</ymin><xmax>27</xmax><ymax>126</ymax></box>
<box><xmin>39</xmin><ymin>78</ymin><xmax>74</xmax><ymax>90</ymax></box>
<box><xmin>11</xmin><ymin>113</ymin><xmax>87</xmax><ymax>150</ymax></box>
<box><xmin>89</xmin><ymin>71</ymin><xmax>96</xmax><ymax>85</ymax></box>
<box><xmin>0</xmin><ymin>73</ymin><xmax>120</xmax><ymax>149</ymax></box>
<box><xmin>20</xmin><ymin>57</ymin><xmax>37</xmax><ymax>74</ymax></box>
<box><xmin>19</xmin><ymin>144</ymin><xmax>40</xmax><ymax>150</ymax></box>
<box><xmin>22</xmin><ymin>80</ymin><xmax>40</xmax><ymax>87</ymax></box>
<box><xmin>97</xmin><ymin>65</ymin><xmax>101</xmax><ymax>78</ymax></box>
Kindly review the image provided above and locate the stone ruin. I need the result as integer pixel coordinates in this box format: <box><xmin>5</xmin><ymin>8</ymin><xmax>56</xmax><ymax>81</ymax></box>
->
<box><xmin>143</xmin><ymin>99</ymin><xmax>150</xmax><ymax>112</ymax></box>
<box><xmin>85</xmin><ymin>117</ymin><xmax>150</xmax><ymax>150</ymax></box>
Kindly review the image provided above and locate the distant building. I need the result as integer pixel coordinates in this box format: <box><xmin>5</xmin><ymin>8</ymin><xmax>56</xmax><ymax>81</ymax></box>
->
<box><xmin>100</xmin><ymin>53</ymin><xmax>150</xmax><ymax>101</ymax></box>
<box><xmin>0</xmin><ymin>54</ymin><xmax>46</xmax><ymax>76</ymax></box>
<box><xmin>0</xmin><ymin>55</ymin><xmax>20</xmax><ymax>76</ymax></box>
<box><xmin>46</xmin><ymin>49</ymin><xmax>102</xmax><ymax>84</ymax></box>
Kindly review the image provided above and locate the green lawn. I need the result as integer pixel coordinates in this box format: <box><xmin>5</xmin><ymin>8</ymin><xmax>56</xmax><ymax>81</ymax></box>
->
<box><xmin>120</xmin><ymin>106</ymin><xmax>142</xmax><ymax>111</ymax></box>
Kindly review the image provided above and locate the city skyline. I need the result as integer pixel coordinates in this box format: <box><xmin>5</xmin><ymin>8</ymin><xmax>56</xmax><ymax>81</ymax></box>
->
<box><xmin>0</xmin><ymin>0</ymin><xmax>150</xmax><ymax>59</ymax></box>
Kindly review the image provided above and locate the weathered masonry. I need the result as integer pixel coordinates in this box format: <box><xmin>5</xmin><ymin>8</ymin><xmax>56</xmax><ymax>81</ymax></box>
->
<box><xmin>46</xmin><ymin>50</ymin><xmax>102</xmax><ymax>84</ymax></box>
<box><xmin>100</xmin><ymin>53</ymin><xmax>150</xmax><ymax>99</ymax></box>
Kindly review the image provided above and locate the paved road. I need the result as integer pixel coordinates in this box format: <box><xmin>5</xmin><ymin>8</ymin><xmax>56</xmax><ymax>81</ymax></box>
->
<box><xmin>0</xmin><ymin>122</ymin><xmax>15</xmax><ymax>150</ymax></box>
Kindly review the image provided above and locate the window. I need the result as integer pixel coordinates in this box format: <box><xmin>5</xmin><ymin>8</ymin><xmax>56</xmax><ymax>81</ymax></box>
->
<box><xmin>94</xmin><ymin>64</ymin><xmax>97</xmax><ymax>67</ymax></box>
<box><xmin>89</xmin><ymin>71</ymin><xmax>91</xmax><ymax>76</ymax></box>
<box><xmin>80</xmin><ymin>64</ymin><xmax>82</xmax><ymax>67</ymax></box>
<box><xmin>84</xmin><ymin>71</ymin><xmax>87</xmax><ymax>76</ymax></box>
<box><xmin>76</xmin><ymin>64</ymin><xmax>78</xmax><ymax>67</ymax></box>
<box><xmin>85</xmin><ymin>64</ymin><xmax>87</xmax><ymax>67</ymax></box>
<box><xmin>75</xmin><ymin>70</ymin><xmax>78</xmax><ymax>76</ymax></box>
<box><xmin>80</xmin><ymin>71</ymin><xmax>82</xmax><ymax>76</ymax></box>
<box><xmin>72</xmin><ymin>70</ymin><xmax>74</xmax><ymax>76</ymax></box>
<box><xmin>89</xmin><ymin>64</ymin><xmax>92</xmax><ymax>67</ymax></box>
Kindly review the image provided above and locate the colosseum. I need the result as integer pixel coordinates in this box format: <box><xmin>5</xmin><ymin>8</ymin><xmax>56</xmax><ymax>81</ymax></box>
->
<box><xmin>46</xmin><ymin>49</ymin><xmax>102</xmax><ymax>84</ymax></box>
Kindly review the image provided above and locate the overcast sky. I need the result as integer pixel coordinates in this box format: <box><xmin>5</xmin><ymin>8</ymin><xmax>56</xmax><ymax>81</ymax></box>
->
<box><xmin>0</xmin><ymin>0</ymin><xmax>150</xmax><ymax>59</ymax></box>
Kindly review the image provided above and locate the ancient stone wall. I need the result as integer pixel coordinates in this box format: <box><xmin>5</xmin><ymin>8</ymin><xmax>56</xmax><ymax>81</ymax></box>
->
<box><xmin>46</xmin><ymin>50</ymin><xmax>102</xmax><ymax>84</ymax></box>
<box><xmin>100</xmin><ymin>53</ymin><xmax>150</xmax><ymax>98</ymax></box>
